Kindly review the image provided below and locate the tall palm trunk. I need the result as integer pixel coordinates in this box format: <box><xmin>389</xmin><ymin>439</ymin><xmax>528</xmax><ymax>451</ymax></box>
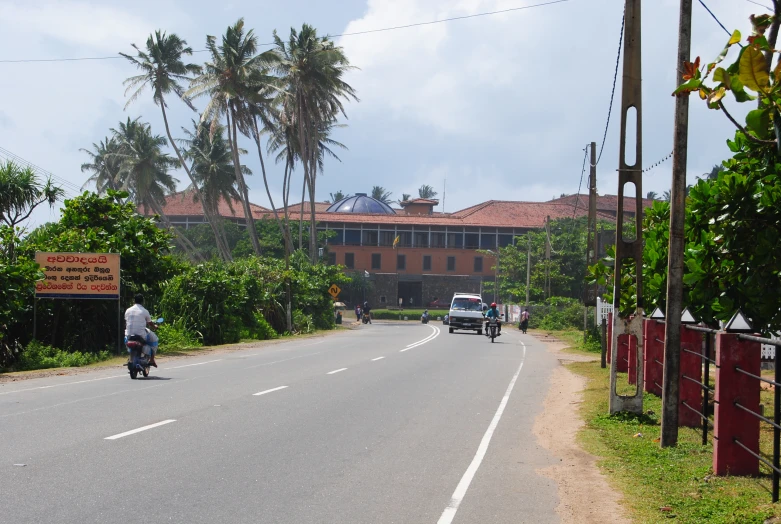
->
<box><xmin>160</xmin><ymin>102</ymin><xmax>232</xmax><ymax>262</ymax></box>
<box><xmin>298</xmin><ymin>175</ymin><xmax>306</xmax><ymax>250</ymax></box>
<box><xmin>296</xmin><ymin>99</ymin><xmax>318</xmax><ymax>263</ymax></box>
<box><xmin>251</xmin><ymin>117</ymin><xmax>292</xmax><ymax>253</ymax></box>
<box><xmin>149</xmin><ymin>198</ymin><xmax>204</xmax><ymax>262</ymax></box>
<box><xmin>226</xmin><ymin>107</ymin><xmax>262</xmax><ymax>256</ymax></box>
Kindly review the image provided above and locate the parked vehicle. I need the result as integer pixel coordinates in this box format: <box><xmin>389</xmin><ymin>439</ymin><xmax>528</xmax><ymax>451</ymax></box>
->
<box><xmin>486</xmin><ymin>318</ymin><xmax>499</xmax><ymax>342</ymax></box>
<box><xmin>448</xmin><ymin>293</ymin><xmax>485</xmax><ymax>334</ymax></box>
<box><xmin>428</xmin><ymin>298</ymin><xmax>451</xmax><ymax>308</ymax></box>
<box><xmin>126</xmin><ymin>318</ymin><xmax>163</xmax><ymax>379</ymax></box>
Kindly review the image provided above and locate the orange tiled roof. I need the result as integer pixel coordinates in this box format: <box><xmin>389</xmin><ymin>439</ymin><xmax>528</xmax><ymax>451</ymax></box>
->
<box><xmin>276</xmin><ymin>201</ymin><xmax>332</xmax><ymax>213</ymax></box>
<box><xmin>272</xmin><ymin>200</ymin><xmax>616</xmax><ymax>229</ymax></box>
<box><xmin>546</xmin><ymin>193</ymin><xmax>655</xmax><ymax>213</ymax></box>
<box><xmin>401</xmin><ymin>198</ymin><xmax>439</xmax><ymax>205</ymax></box>
<box><xmin>145</xmin><ymin>189</ymin><xmax>271</xmax><ymax>219</ymax></box>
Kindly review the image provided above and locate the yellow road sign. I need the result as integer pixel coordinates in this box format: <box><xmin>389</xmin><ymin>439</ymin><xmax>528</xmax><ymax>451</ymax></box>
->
<box><xmin>328</xmin><ymin>284</ymin><xmax>341</xmax><ymax>298</ymax></box>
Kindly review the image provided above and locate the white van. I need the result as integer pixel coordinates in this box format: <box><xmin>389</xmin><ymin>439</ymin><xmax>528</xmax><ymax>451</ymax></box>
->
<box><xmin>448</xmin><ymin>293</ymin><xmax>485</xmax><ymax>334</ymax></box>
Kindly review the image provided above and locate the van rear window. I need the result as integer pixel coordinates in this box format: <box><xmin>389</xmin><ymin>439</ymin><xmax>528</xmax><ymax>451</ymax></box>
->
<box><xmin>451</xmin><ymin>297</ymin><xmax>482</xmax><ymax>311</ymax></box>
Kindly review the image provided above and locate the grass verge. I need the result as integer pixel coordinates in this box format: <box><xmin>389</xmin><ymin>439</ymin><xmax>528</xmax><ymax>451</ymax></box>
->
<box><xmin>550</xmin><ymin>330</ymin><xmax>780</xmax><ymax>523</ymax></box>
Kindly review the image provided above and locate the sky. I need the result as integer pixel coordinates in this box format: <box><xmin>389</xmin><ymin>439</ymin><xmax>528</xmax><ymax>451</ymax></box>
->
<box><xmin>0</xmin><ymin>0</ymin><xmax>769</xmax><ymax>229</ymax></box>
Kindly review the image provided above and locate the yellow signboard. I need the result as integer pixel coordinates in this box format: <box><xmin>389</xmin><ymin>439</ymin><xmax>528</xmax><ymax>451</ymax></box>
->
<box><xmin>328</xmin><ymin>284</ymin><xmax>341</xmax><ymax>298</ymax></box>
<box><xmin>35</xmin><ymin>252</ymin><xmax>120</xmax><ymax>299</ymax></box>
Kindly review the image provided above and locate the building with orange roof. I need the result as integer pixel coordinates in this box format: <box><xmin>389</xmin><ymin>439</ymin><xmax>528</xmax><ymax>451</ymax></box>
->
<box><xmin>142</xmin><ymin>190</ymin><xmax>644</xmax><ymax>308</ymax></box>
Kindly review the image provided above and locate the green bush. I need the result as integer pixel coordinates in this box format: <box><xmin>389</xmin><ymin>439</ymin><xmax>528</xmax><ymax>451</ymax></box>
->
<box><xmin>370</xmin><ymin>309</ymin><xmax>449</xmax><ymax>320</ymax></box>
<box><xmin>16</xmin><ymin>341</ymin><xmax>111</xmax><ymax>371</ymax></box>
<box><xmin>156</xmin><ymin>321</ymin><xmax>202</xmax><ymax>353</ymax></box>
<box><xmin>293</xmin><ymin>309</ymin><xmax>315</xmax><ymax>334</ymax></box>
<box><xmin>243</xmin><ymin>312</ymin><xmax>279</xmax><ymax>341</ymax></box>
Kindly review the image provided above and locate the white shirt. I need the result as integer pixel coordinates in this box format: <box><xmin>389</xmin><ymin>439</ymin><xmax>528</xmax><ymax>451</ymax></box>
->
<box><xmin>125</xmin><ymin>304</ymin><xmax>151</xmax><ymax>337</ymax></box>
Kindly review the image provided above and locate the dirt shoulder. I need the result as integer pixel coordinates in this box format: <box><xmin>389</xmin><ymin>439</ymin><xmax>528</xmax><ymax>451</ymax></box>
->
<box><xmin>0</xmin><ymin>326</ymin><xmax>354</xmax><ymax>384</ymax></box>
<box><xmin>532</xmin><ymin>333</ymin><xmax>631</xmax><ymax>524</ymax></box>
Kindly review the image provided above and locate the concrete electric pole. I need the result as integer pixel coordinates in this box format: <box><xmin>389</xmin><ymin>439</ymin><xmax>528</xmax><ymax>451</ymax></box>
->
<box><xmin>661</xmin><ymin>0</ymin><xmax>693</xmax><ymax>448</ymax></box>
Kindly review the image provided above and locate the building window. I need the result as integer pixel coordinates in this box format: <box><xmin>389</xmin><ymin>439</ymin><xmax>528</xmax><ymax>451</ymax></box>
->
<box><xmin>423</xmin><ymin>255</ymin><xmax>432</xmax><ymax>271</ymax></box>
<box><xmin>362</xmin><ymin>230</ymin><xmax>378</xmax><ymax>246</ymax></box>
<box><xmin>371</xmin><ymin>253</ymin><xmax>381</xmax><ymax>270</ymax></box>
<box><xmin>474</xmin><ymin>256</ymin><xmax>483</xmax><ymax>272</ymax></box>
<box><xmin>345</xmin><ymin>229</ymin><xmax>361</xmax><ymax>246</ymax></box>
<box><xmin>465</xmin><ymin>233</ymin><xmax>480</xmax><ymax>249</ymax></box>
<box><xmin>327</xmin><ymin>252</ymin><xmax>336</xmax><ymax>265</ymax></box>
<box><xmin>431</xmin><ymin>232</ymin><xmax>446</xmax><ymax>248</ymax></box>
<box><xmin>380</xmin><ymin>230</ymin><xmax>395</xmax><ymax>246</ymax></box>
<box><xmin>447</xmin><ymin>256</ymin><xmax>456</xmax><ymax>272</ymax></box>
<box><xmin>397</xmin><ymin>254</ymin><xmax>406</xmax><ymax>270</ymax></box>
<box><xmin>413</xmin><ymin>231</ymin><xmax>428</xmax><ymax>248</ymax></box>
<box><xmin>380</xmin><ymin>295</ymin><xmax>387</xmax><ymax>304</ymax></box>
<box><xmin>498</xmin><ymin>234</ymin><xmax>514</xmax><ymax>247</ymax></box>
<box><xmin>345</xmin><ymin>253</ymin><xmax>355</xmax><ymax>269</ymax></box>
<box><xmin>480</xmin><ymin>235</ymin><xmax>496</xmax><ymax>249</ymax></box>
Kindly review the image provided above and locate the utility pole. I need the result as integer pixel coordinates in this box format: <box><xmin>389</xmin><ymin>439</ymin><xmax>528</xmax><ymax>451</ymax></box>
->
<box><xmin>609</xmin><ymin>0</ymin><xmax>644</xmax><ymax>415</ymax></box>
<box><xmin>661</xmin><ymin>0</ymin><xmax>692</xmax><ymax>448</ymax></box>
<box><xmin>525</xmin><ymin>234</ymin><xmax>531</xmax><ymax>307</ymax></box>
<box><xmin>586</xmin><ymin>141</ymin><xmax>598</xmax><ymax>340</ymax></box>
<box><xmin>545</xmin><ymin>216</ymin><xmax>551</xmax><ymax>299</ymax></box>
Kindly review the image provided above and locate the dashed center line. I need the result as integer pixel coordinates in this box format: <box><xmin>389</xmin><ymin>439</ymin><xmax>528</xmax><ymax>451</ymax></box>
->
<box><xmin>168</xmin><ymin>359</ymin><xmax>223</xmax><ymax>369</ymax></box>
<box><xmin>371</xmin><ymin>357</ymin><xmax>385</xmax><ymax>361</ymax></box>
<box><xmin>253</xmin><ymin>386</ymin><xmax>288</xmax><ymax>396</ymax></box>
<box><xmin>105</xmin><ymin>419</ymin><xmax>176</xmax><ymax>440</ymax></box>
<box><xmin>327</xmin><ymin>368</ymin><xmax>348</xmax><ymax>375</ymax></box>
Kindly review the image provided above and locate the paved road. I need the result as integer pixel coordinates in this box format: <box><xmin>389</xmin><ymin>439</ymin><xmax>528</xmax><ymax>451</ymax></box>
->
<box><xmin>1</xmin><ymin>322</ymin><xmax>561</xmax><ymax>524</ymax></box>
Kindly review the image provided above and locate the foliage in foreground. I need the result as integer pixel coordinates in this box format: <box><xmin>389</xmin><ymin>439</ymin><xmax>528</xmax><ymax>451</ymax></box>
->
<box><xmin>15</xmin><ymin>341</ymin><xmax>112</xmax><ymax>371</ymax></box>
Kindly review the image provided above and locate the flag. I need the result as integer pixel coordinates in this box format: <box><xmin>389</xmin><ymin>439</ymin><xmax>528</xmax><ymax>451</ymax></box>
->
<box><xmin>393</xmin><ymin>235</ymin><xmax>400</xmax><ymax>248</ymax></box>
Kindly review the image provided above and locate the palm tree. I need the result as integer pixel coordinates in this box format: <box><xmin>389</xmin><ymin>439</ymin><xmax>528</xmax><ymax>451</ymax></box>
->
<box><xmin>112</xmin><ymin>118</ymin><xmax>203</xmax><ymax>260</ymax></box>
<box><xmin>662</xmin><ymin>190</ymin><xmax>671</xmax><ymax>202</ymax></box>
<box><xmin>0</xmin><ymin>160</ymin><xmax>63</xmax><ymax>258</ymax></box>
<box><xmin>371</xmin><ymin>186</ymin><xmax>392</xmax><ymax>204</ymax></box>
<box><xmin>273</xmin><ymin>24</ymin><xmax>357</xmax><ymax>262</ymax></box>
<box><xmin>646</xmin><ymin>191</ymin><xmax>658</xmax><ymax>200</ymax></box>
<box><xmin>120</xmin><ymin>31</ymin><xmax>232</xmax><ymax>262</ymax></box>
<box><xmin>328</xmin><ymin>190</ymin><xmax>347</xmax><ymax>203</ymax></box>
<box><xmin>418</xmin><ymin>184</ymin><xmax>438</xmax><ymax>199</ymax></box>
<box><xmin>180</xmin><ymin>120</ymin><xmax>247</xmax><ymax>258</ymax></box>
<box><xmin>188</xmin><ymin>19</ymin><xmax>278</xmax><ymax>257</ymax></box>
<box><xmin>81</xmin><ymin>137</ymin><xmax>122</xmax><ymax>193</ymax></box>
<box><xmin>398</xmin><ymin>193</ymin><xmax>412</xmax><ymax>204</ymax></box>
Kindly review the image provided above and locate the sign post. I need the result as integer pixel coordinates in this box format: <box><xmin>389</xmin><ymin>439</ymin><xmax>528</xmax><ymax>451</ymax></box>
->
<box><xmin>34</xmin><ymin>252</ymin><xmax>122</xmax><ymax>353</ymax></box>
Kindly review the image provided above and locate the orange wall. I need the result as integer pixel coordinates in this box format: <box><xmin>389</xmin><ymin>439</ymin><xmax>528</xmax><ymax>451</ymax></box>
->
<box><xmin>328</xmin><ymin>245</ymin><xmax>496</xmax><ymax>276</ymax></box>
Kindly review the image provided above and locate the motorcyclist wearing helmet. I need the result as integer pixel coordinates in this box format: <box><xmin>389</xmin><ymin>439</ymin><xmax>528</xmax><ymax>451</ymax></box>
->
<box><xmin>484</xmin><ymin>302</ymin><xmax>502</xmax><ymax>336</ymax></box>
<box><xmin>363</xmin><ymin>301</ymin><xmax>372</xmax><ymax>324</ymax></box>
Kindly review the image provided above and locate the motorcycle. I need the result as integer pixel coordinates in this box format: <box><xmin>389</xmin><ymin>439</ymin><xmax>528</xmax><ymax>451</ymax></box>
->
<box><xmin>362</xmin><ymin>311</ymin><xmax>372</xmax><ymax>324</ymax></box>
<box><xmin>485</xmin><ymin>318</ymin><xmax>499</xmax><ymax>343</ymax></box>
<box><xmin>126</xmin><ymin>317</ymin><xmax>163</xmax><ymax>379</ymax></box>
<box><xmin>421</xmin><ymin>311</ymin><xmax>429</xmax><ymax>324</ymax></box>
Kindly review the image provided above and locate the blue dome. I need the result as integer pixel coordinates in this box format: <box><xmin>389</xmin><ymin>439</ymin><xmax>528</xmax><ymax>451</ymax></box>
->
<box><xmin>326</xmin><ymin>194</ymin><xmax>396</xmax><ymax>214</ymax></box>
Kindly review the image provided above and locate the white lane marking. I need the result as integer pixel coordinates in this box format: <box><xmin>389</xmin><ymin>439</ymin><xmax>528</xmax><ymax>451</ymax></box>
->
<box><xmin>327</xmin><ymin>368</ymin><xmax>348</xmax><ymax>375</ymax></box>
<box><xmin>401</xmin><ymin>325</ymin><xmax>440</xmax><ymax>352</ymax></box>
<box><xmin>253</xmin><ymin>386</ymin><xmax>288</xmax><ymax>396</ymax></box>
<box><xmin>437</xmin><ymin>342</ymin><xmax>527</xmax><ymax>524</ymax></box>
<box><xmin>0</xmin><ymin>374</ymin><xmax>126</xmax><ymax>396</ymax></box>
<box><xmin>105</xmin><ymin>419</ymin><xmax>177</xmax><ymax>440</ymax></box>
<box><xmin>405</xmin><ymin>325</ymin><xmax>439</xmax><ymax>347</ymax></box>
<box><xmin>167</xmin><ymin>359</ymin><xmax>223</xmax><ymax>369</ymax></box>
<box><xmin>371</xmin><ymin>357</ymin><xmax>385</xmax><ymax>361</ymax></box>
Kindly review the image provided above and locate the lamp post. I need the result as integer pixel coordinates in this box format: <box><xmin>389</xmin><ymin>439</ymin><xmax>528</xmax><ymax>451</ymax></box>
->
<box><xmin>486</xmin><ymin>249</ymin><xmax>499</xmax><ymax>304</ymax></box>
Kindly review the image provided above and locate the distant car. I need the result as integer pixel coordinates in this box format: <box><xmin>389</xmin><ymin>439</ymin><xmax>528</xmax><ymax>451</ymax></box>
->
<box><xmin>429</xmin><ymin>298</ymin><xmax>451</xmax><ymax>308</ymax></box>
<box><xmin>443</xmin><ymin>314</ymin><xmax>449</xmax><ymax>325</ymax></box>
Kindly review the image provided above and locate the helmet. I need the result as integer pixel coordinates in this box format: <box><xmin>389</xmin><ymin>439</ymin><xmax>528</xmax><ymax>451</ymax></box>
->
<box><xmin>491</xmin><ymin>302</ymin><xmax>497</xmax><ymax>307</ymax></box>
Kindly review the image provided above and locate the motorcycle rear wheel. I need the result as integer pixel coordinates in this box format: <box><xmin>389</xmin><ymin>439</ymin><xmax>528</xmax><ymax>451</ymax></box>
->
<box><xmin>129</xmin><ymin>368</ymin><xmax>138</xmax><ymax>379</ymax></box>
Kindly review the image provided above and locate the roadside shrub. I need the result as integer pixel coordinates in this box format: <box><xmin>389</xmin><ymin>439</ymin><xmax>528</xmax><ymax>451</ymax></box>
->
<box><xmin>293</xmin><ymin>309</ymin><xmax>314</xmax><ymax>334</ymax></box>
<box><xmin>16</xmin><ymin>341</ymin><xmax>111</xmax><ymax>371</ymax></box>
<box><xmin>529</xmin><ymin>297</ymin><xmax>589</xmax><ymax>331</ymax></box>
<box><xmin>159</xmin><ymin>262</ymin><xmax>244</xmax><ymax>345</ymax></box>
<box><xmin>243</xmin><ymin>312</ymin><xmax>279</xmax><ymax>341</ymax></box>
<box><xmin>156</xmin><ymin>321</ymin><xmax>202</xmax><ymax>353</ymax></box>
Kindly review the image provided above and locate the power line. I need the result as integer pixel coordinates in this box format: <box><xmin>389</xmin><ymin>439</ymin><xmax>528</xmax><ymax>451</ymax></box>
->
<box><xmin>697</xmin><ymin>0</ymin><xmax>732</xmax><ymax>38</ymax></box>
<box><xmin>572</xmin><ymin>145</ymin><xmax>589</xmax><ymax>220</ymax></box>
<box><xmin>0</xmin><ymin>0</ymin><xmax>570</xmax><ymax>64</ymax></box>
<box><xmin>642</xmin><ymin>151</ymin><xmax>673</xmax><ymax>173</ymax></box>
<box><xmin>0</xmin><ymin>146</ymin><xmax>81</xmax><ymax>196</ymax></box>
<box><xmin>596</xmin><ymin>8</ymin><xmax>625</xmax><ymax>165</ymax></box>
<box><xmin>745</xmin><ymin>0</ymin><xmax>773</xmax><ymax>12</ymax></box>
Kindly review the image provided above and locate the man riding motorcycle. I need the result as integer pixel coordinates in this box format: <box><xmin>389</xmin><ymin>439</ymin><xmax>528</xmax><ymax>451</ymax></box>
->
<box><xmin>124</xmin><ymin>293</ymin><xmax>158</xmax><ymax>367</ymax></box>
<box><xmin>363</xmin><ymin>301</ymin><xmax>372</xmax><ymax>324</ymax></box>
<box><xmin>484</xmin><ymin>302</ymin><xmax>502</xmax><ymax>336</ymax></box>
